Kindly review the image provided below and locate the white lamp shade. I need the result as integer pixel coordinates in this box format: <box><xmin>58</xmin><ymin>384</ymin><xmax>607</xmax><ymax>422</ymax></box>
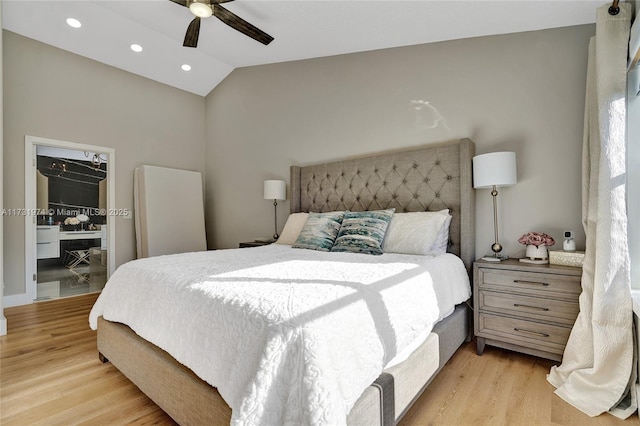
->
<box><xmin>473</xmin><ymin>152</ymin><xmax>517</xmax><ymax>189</ymax></box>
<box><xmin>264</xmin><ymin>180</ymin><xmax>286</xmax><ymax>200</ymax></box>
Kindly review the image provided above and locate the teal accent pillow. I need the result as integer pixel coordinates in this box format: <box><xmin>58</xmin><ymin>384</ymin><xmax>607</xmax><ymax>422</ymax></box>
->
<box><xmin>292</xmin><ymin>211</ymin><xmax>346</xmax><ymax>251</ymax></box>
<box><xmin>330</xmin><ymin>209</ymin><xmax>395</xmax><ymax>255</ymax></box>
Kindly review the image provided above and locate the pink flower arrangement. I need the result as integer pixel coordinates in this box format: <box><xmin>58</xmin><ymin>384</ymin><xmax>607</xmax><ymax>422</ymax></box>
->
<box><xmin>518</xmin><ymin>232</ymin><xmax>555</xmax><ymax>247</ymax></box>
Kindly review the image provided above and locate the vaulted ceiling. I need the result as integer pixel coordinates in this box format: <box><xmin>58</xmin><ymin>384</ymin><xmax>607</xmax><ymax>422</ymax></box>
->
<box><xmin>2</xmin><ymin>1</ymin><xmax>602</xmax><ymax>96</ymax></box>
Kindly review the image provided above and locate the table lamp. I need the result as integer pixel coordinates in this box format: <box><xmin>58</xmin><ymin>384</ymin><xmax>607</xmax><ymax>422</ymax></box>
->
<box><xmin>473</xmin><ymin>152</ymin><xmax>517</xmax><ymax>261</ymax></box>
<box><xmin>264</xmin><ymin>180</ymin><xmax>286</xmax><ymax>240</ymax></box>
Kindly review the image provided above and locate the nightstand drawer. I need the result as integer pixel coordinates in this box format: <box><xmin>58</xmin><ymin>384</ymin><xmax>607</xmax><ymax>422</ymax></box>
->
<box><xmin>477</xmin><ymin>312</ymin><xmax>570</xmax><ymax>354</ymax></box>
<box><xmin>479</xmin><ymin>269</ymin><xmax>581</xmax><ymax>298</ymax></box>
<box><xmin>478</xmin><ymin>290</ymin><xmax>579</xmax><ymax>325</ymax></box>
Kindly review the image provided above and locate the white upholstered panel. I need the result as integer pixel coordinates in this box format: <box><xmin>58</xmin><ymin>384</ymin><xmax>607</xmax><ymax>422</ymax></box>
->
<box><xmin>134</xmin><ymin>165</ymin><xmax>206</xmax><ymax>258</ymax></box>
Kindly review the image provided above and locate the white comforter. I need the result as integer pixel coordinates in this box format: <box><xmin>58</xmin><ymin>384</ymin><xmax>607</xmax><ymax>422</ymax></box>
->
<box><xmin>89</xmin><ymin>245</ymin><xmax>470</xmax><ymax>426</ymax></box>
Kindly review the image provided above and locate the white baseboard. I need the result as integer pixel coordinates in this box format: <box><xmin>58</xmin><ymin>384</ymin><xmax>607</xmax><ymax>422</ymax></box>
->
<box><xmin>3</xmin><ymin>292</ymin><xmax>31</xmax><ymax>308</ymax></box>
<box><xmin>1</xmin><ymin>294</ymin><xmax>32</xmax><ymax>335</ymax></box>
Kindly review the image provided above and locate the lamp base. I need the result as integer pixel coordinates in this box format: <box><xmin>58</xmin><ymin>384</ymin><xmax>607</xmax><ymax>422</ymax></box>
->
<box><xmin>481</xmin><ymin>254</ymin><xmax>509</xmax><ymax>262</ymax></box>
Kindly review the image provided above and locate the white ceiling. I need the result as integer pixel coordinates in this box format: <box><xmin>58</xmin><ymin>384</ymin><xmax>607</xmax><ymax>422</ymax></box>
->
<box><xmin>2</xmin><ymin>0</ymin><xmax>603</xmax><ymax>97</ymax></box>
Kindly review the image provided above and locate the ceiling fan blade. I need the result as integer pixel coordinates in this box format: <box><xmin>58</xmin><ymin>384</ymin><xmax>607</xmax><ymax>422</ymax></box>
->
<box><xmin>183</xmin><ymin>17</ymin><xmax>201</xmax><ymax>48</ymax></box>
<box><xmin>170</xmin><ymin>0</ymin><xmax>231</xmax><ymax>7</ymax></box>
<box><xmin>169</xmin><ymin>0</ymin><xmax>188</xmax><ymax>7</ymax></box>
<box><xmin>213</xmin><ymin>4</ymin><xmax>274</xmax><ymax>45</ymax></box>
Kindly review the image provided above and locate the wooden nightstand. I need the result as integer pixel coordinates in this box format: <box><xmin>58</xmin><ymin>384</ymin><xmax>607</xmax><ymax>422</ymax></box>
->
<box><xmin>473</xmin><ymin>259</ymin><xmax>582</xmax><ymax>361</ymax></box>
<box><xmin>239</xmin><ymin>241</ymin><xmax>272</xmax><ymax>248</ymax></box>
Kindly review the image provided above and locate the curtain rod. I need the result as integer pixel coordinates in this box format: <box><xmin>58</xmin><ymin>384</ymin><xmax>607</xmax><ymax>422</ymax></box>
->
<box><xmin>609</xmin><ymin>0</ymin><xmax>619</xmax><ymax>16</ymax></box>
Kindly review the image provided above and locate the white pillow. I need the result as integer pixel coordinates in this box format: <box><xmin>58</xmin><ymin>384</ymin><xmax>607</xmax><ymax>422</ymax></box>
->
<box><xmin>275</xmin><ymin>213</ymin><xmax>309</xmax><ymax>245</ymax></box>
<box><xmin>383</xmin><ymin>210</ymin><xmax>451</xmax><ymax>256</ymax></box>
<box><xmin>432</xmin><ymin>214</ymin><xmax>453</xmax><ymax>255</ymax></box>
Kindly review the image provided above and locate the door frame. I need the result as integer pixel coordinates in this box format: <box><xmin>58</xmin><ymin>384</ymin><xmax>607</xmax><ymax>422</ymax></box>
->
<box><xmin>25</xmin><ymin>135</ymin><xmax>116</xmax><ymax>302</ymax></box>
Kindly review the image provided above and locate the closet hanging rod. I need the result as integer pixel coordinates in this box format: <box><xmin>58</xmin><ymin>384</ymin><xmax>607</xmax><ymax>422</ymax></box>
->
<box><xmin>55</xmin><ymin>156</ymin><xmax>107</xmax><ymax>174</ymax></box>
<box><xmin>42</xmin><ymin>166</ymin><xmax>104</xmax><ymax>181</ymax></box>
<box><xmin>608</xmin><ymin>0</ymin><xmax>619</xmax><ymax>15</ymax></box>
<box><xmin>41</xmin><ymin>172</ymin><xmax>99</xmax><ymax>186</ymax></box>
<box><xmin>49</xmin><ymin>201</ymin><xmax>100</xmax><ymax>213</ymax></box>
<box><xmin>40</xmin><ymin>155</ymin><xmax>107</xmax><ymax>175</ymax></box>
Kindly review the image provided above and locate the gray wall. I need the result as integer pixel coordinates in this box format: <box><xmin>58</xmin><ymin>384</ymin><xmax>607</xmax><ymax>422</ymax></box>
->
<box><xmin>204</xmin><ymin>24</ymin><xmax>594</xmax><ymax>257</ymax></box>
<box><xmin>3</xmin><ymin>23</ymin><xmax>595</xmax><ymax>296</ymax></box>
<box><xmin>3</xmin><ymin>31</ymin><xmax>206</xmax><ymax>297</ymax></box>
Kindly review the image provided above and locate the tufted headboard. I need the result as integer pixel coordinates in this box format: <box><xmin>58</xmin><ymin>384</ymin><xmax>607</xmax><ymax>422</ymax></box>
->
<box><xmin>290</xmin><ymin>138</ymin><xmax>475</xmax><ymax>271</ymax></box>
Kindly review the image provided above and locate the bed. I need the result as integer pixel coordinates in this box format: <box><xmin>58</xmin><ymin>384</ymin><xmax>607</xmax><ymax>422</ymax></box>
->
<box><xmin>90</xmin><ymin>138</ymin><xmax>475</xmax><ymax>426</ymax></box>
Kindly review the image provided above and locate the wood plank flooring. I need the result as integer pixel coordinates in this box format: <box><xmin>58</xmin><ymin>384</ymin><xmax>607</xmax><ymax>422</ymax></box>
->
<box><xmin>1</xmin><ymin>293</ymin><xmax>637</xmax><ymax>425</ymax></box>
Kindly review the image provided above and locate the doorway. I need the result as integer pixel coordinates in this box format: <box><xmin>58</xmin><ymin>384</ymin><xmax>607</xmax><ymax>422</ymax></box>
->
<box><xmin>25</xmin><ymin>136</ymin><xmax>116</xmax><ymax>302</ymax></box>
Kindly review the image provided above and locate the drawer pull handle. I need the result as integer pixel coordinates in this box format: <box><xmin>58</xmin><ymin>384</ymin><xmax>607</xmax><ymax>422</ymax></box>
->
<box><xmin>514</xmin><ymin>328</ymin><xmax>550</xmax><ymax>338</ymax></box>
<box><xmin>513</xmin><ymin>303</ymin><xmax>549</xmax><ymax>311</ymax></box>
<box><xmin>513</xmin><ymin>279</ymin><xmax>549</xmax><ymax>287</ymax></box>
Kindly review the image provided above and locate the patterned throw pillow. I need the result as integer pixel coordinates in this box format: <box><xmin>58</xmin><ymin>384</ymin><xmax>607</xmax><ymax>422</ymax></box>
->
<box><xmin>292</xmin><ymin>211</ymin><xmax>346</xmax><ymax>251</ymax></box>
<box><xmin>330</xmin><ymin>209</ymin><xmax>395</xmax><ymax>255</ymax></box>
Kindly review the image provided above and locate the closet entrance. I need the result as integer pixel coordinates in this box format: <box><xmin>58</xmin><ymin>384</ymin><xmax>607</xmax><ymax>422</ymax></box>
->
<box><xmin>25</xmin><ymin>136</ymin><xmax>116</xmax><ymax>302</ymax></box>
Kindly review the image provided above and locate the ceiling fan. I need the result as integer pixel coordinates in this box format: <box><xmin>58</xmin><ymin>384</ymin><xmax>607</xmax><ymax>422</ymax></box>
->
<box><xmin>169</xmin><ymin>0</ymin><xmax>274</xmax><ymax>48</ymax></box>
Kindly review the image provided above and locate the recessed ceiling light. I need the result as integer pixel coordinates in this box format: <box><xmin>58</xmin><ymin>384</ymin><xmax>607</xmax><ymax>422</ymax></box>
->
<box><xmin>130</xmin><ymin>44</ymin><xmax>143</xmax><ymax>53</ymax></box>
<box><xmin>66</xmin><ymin>18</ymin><xmax>82</xmax><ymax>29</ymax></box>
<box><xmin>181</xmin><ymin>64</ymin><xmax>192</xmax><ymax>71</ymax></box>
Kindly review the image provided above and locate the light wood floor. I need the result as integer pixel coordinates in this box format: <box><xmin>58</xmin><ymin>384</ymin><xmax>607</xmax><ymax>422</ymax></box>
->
<box><xmin>1</xmin><ymin>294</ymin><xmax>637</xmax><ymax>425</ymax></box>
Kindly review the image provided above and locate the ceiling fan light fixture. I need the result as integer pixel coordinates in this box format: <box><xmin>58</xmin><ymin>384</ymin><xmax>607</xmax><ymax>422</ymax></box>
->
<box><xmin>170</xmin><ymin>0</ymin><xmax>274</xmax><ymax>47</ymax></box>
<box><xmin>189</xmin><ymin>1</ymin><xmax>213</xmax><ymax>18</ymax></box>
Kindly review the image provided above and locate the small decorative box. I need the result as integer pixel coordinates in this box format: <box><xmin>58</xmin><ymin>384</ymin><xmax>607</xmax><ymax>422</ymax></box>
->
<box><xmin>549</xmin><ymin>250</ymin><xmax>585</xmax><ymax>268</ymax></box>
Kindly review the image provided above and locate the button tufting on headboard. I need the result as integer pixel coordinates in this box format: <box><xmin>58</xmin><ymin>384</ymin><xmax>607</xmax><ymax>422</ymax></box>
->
<box><xmin>290</xmin><ymin>139</ymin><xmax>475</xmax><ymax>271</ymax></box>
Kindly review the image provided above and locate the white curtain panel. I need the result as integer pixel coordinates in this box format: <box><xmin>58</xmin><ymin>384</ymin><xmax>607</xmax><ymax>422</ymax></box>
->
<box><xmin>547</xmin><ymin>3</ymin><xmax>635</xmax><ymax>419</ymax></box>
